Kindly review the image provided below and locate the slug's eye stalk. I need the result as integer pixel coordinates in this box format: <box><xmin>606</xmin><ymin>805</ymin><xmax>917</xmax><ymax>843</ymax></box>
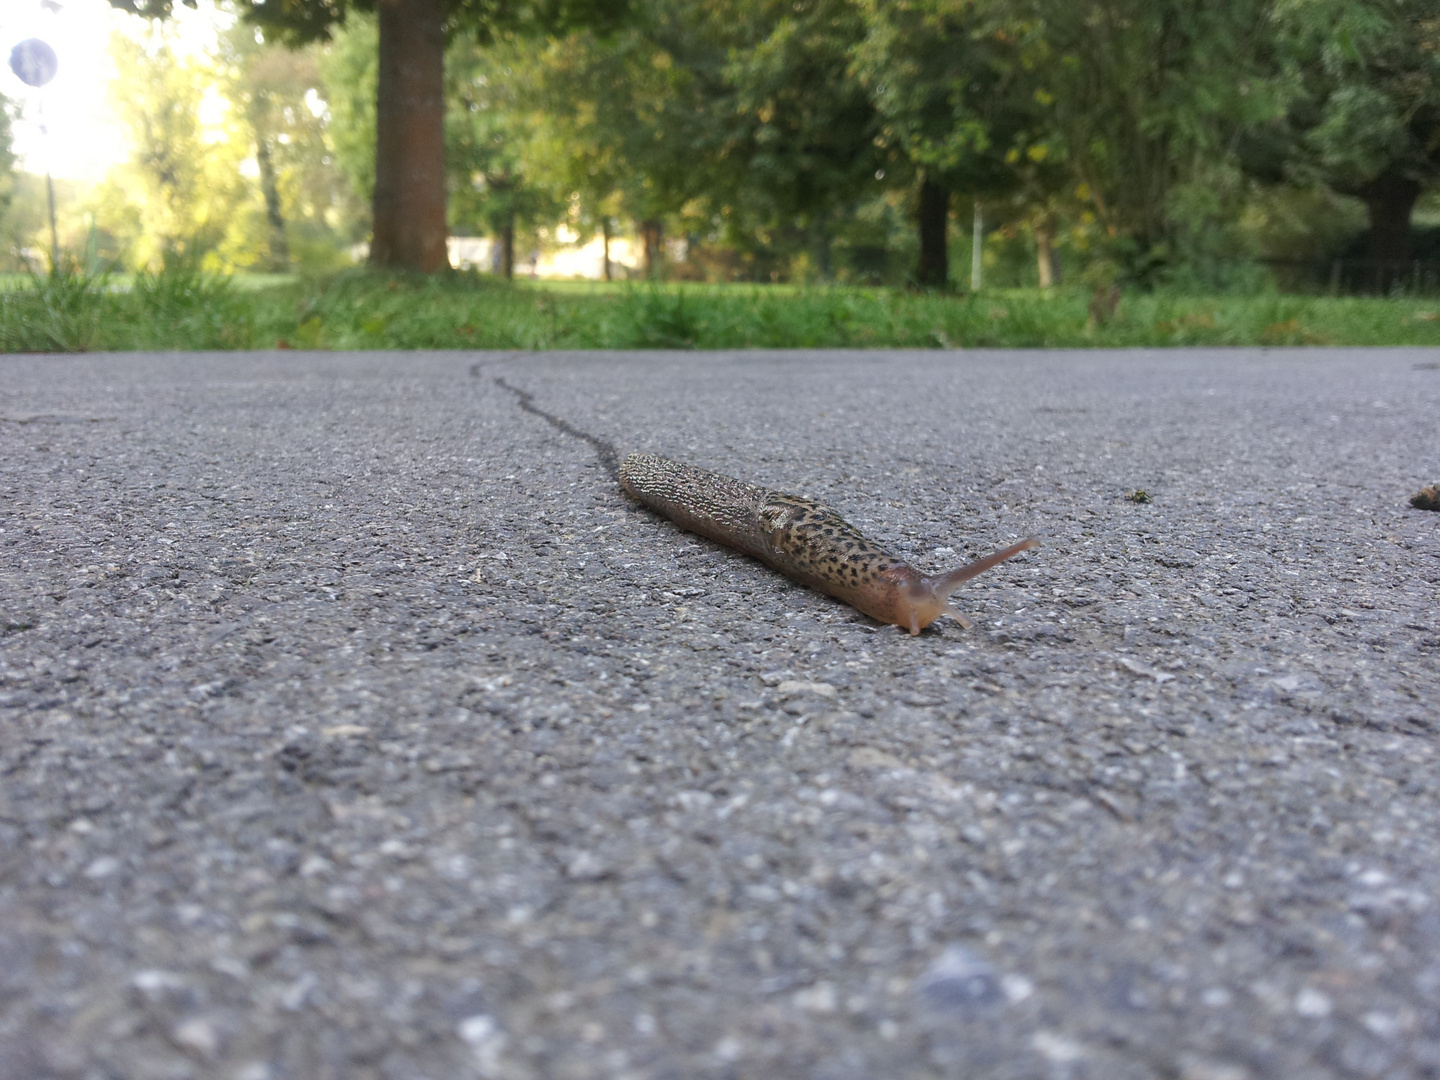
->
<box><xmin>915</xmin><ymin>538</ymin><xmax>1041</xmax><ymax>633</ymax></box>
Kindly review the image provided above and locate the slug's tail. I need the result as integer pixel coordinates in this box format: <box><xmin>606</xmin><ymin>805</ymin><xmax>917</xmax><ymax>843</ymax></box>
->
<box><xmin>924</xmin><ymin>538</ymin><xmax>1041</xmax><ymax>632</ymax></box>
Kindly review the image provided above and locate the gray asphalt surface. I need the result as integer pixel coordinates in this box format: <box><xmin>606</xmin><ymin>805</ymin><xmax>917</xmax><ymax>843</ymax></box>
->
<box><xmin>1</xmin><ymin>347</ymin><xmax>1438</xmax><ymax>1080</ymax></box>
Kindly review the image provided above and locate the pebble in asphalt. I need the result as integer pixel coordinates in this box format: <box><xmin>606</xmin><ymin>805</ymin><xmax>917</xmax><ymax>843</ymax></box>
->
<box><xmin>1</xmin><ymin>347</ymin><xmax>1437</xmax><ymax>1080</ymax></box>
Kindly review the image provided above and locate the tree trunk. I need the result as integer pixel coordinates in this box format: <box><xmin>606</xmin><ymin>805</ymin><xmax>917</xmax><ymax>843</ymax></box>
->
<box><xmin>641</xmin><ymin>219</ymin><xmax>663</xmax><ymax>279</ymax></box>
<box><xmin>371</xmin><ymin>0</ymin><xmax>448</xmax><ymax>273</ymax></box>
<box><xmin>916</xmin><ymin>177</ymin><xmax>949</xmax><ymax>289</ymax></box>
<box><xmin>499</xmin><ymin>215</ymin><xmax>515</xmax><ymax>279</ymax></box>
<box><xmin>255</xmin><ymin>137</ymin><xmax>289</xmax><ymax>271</ymax></box>
<box><xmin>1357</xmin><ymin>170</ymin><xmax>1420</xmax><ymax>266</ymax></box>
<box><xmin>1035</xmin><ymin>216</ymin><xmax>1060</xmax><ymax>289</ymax></box>
<box><xmin>602</xmin><ymin>218</ymin><xmax>612</xmax><ymax>282</ymax></box>
<box><xmin>812</xmin><ymin>221</ymin><xmax>832</xmax><ymax>282</ymax></box>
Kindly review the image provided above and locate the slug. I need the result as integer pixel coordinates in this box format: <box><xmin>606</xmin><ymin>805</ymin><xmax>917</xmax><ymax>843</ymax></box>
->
<box><xmin>618</xmin><ymin>453</ymin><xmax>1038</xmax><ymax>635</ymax></box>
<box><xmin>488</xmin><ymin>377</ymin><xmax>1038</xmax><ymax>635</ymax></box>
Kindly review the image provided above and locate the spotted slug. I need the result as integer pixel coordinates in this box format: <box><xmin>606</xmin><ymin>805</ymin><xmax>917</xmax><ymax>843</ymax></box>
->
<box><xmin>618</xmin><ymin>453</ymin><xmax>1039</xmax><ymax>635</ymax></box>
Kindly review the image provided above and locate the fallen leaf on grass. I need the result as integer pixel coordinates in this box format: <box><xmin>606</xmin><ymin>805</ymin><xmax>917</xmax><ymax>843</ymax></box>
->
<box><xmin>1153</xmin><ymin>312</ymin><xmax>1216</xmax><ymax>334</ymax></box>
<box><xmin>1259</xmin><ymin>319</ymin><xmax>1327</xmax><ymax>346</ymax></box>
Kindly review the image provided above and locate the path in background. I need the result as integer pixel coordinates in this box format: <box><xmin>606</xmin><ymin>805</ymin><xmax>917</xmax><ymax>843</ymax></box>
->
<box><xmin>1</xmin><ymin>347</ymin><xmax>1437</xmax><ymax>1079</ymax></box>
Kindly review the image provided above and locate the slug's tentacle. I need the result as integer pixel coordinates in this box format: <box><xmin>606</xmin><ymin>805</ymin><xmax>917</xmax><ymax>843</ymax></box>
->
<box><xmin>931</xmin><ymin>539</ymin><xmax>1042</xmax><ymax>596</ymax></box>
<box><xmin>914</xmin><ymin>538</ymin><xmax>1042</xmax><ymax>632</ymax></box>
<box><xmin>620</xmin><ymin>452</ymin><xmax>1038</xmax><ymax>635</ymax></box>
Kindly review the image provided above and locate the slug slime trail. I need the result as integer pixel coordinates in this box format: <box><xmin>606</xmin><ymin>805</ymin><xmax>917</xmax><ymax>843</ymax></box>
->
<box><xmin>494</xmin><ymin>375</ymin><xmax>621</xmax><ymax>479</ymax></box>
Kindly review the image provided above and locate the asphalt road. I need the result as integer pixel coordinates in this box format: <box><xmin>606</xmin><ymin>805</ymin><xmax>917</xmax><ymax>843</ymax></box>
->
<box><xmin>1</xmin><ymin>347</ymin><xmax>1437</xmax><ymax>1080</ymax></box>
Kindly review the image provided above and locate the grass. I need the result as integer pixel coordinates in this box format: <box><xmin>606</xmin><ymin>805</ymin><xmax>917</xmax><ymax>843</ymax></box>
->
<box><xmin>3</xmin><ymin>263</ymin><xmax>1440</xmax><ymax>353</ymax></box>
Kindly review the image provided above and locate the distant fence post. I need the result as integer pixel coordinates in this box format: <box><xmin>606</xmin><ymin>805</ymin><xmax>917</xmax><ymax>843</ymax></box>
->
<box><xmin>971</xmin><ymin>203</ymin><xmax>983</xmax><ymax>293</ymax></box>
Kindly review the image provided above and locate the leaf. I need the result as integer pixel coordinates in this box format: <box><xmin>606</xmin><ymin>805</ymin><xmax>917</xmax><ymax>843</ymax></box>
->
<box><xmin>1335</xmin><ymin>25</ymin><xmax>1363</xmax><ymax>65</ymax></box>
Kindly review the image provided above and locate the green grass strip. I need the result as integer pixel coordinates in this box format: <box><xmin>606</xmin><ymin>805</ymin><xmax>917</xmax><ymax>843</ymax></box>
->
<box><xmin>4</xmin><ymin>266</ymin><xmax>1440</xmax><ymax>352</ymax></box>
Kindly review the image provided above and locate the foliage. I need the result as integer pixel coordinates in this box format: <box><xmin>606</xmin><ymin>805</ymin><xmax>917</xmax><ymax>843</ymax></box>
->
<box><xmin>522</xmin><ymin>4</ymin><xmax>728</xmax><ymax>243</ymax></box>
<box><xmin>445</xmin><ymin>34</ymin><xmax>564</xmax><ymax>241</ymax></box>
<box><xmin>714</xmin><ymin>0</ymin><xmax>883</xmax><ymax>258</ymax></box>
<box><xmin>318</xmin><ymin>16</ymin><xmax>564</xmax><ymax>253</ymax></box>
<box><xmin>130</xmin><ymin>256</ymin><xmax>255</xmax><ymax>344</ymax></box>
<box><xmin>0</xmin><ymin>261</ymin><xmax>109</xmax><ymax>352</ymax></box>
<box><xmin>0</xmin><ymin>105</ymin><xmax>73</xmax><ymax>270</ymax></box>
<box><xmin>315</xmin><ymin>16</ymin><xmax>379</xmax><ymax>204</ymax></box>
<box><xmin>215</xmin><ymin>22</ymin><xmax>369</xmax><ymax>269</ymax></box>
<box><xmin>1244</xmin><ymin>0</ymin><xmax>1440</xmax><ymax>263</ymax></box>
<box><xmin>98</xmin><ymin>28</ymin><xmax>255</xmax><ymax>270</ymax></box>
<box><xmin>82</xmin><ymin>0</ymin><xmax>1440</xmax><ymax>287</ymax></box>
<box><xmin>850</xmin><ymin>0</ymin><xmax>1047</xmax><ymax>197</ymax></box>
<box><xmin>78</xmin><ymin>17</ymin><xmax>364</xmax><ymax>275</ymax></box>
<box><xmin>520</xmin><ymin>0</ymin><xmax>887</xmax><ymax>279</ymax></box>
<box><xmin>1010</xmin><ymin>0</ymin><xmax>1280</xmax><ymax>281</ymax></box>
<box><xmin>109</xmin><ymin>0</ymin><xmax>634</xmax><ymax>272</ymax></box>
<box><xmin>0</xmin><ymin>94</ymin><xmax>16</xmax><ymax>221</ymax></box>
<box><xmin>107</xmin><ymin>0</ymin><xmax>632</xmax><ymax>42</ymax></box>
<box><xmin>0</xmin><ymin>259</ymin><xmax>253</xmax><ymax>351</ymax></box>
<box><xmin>1268</xmin><ymin>0</ymin><xmax>1440</xmax><ymax>195</ymax></box>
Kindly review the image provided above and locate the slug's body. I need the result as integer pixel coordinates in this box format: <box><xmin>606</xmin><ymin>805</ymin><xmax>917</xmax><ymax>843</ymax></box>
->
<box><xmin>618</xmin><ymin>453</ymin><xmax>1038</xmax><ymax>635</ymax></box>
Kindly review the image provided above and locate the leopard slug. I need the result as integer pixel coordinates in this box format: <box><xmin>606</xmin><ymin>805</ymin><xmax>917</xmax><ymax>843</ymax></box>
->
<box><xmin>618</xmin><ymin>453</ymin><xmax>1038</xmax><ymax>635</ymax></box>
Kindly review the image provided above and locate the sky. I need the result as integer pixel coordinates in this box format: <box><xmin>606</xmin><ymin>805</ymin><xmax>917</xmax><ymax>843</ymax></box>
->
<box><xmin>2</xmin><ymin>0</ymin><xmax>229</xmax><ymax>182</ymax></box>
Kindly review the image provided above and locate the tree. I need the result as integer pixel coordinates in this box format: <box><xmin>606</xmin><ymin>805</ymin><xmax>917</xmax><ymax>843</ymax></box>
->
<box><xmin>100</xmin><ymin>29</ymin><xmax>252</xmax><ymax>269</ymax></box>
<box><xmin>519</xmin><ymin>64</ymin><xmax>628</xmax><ymax>277</ymax></box>
<box><xmin>316</xmin><ymin>15</ymin><xmax>380</xmax><ymax>205</ymax></box>
<box><xmin>320</xmin><ymin>17</ymin><xmax>560</xmax><ymax>276</ymax></box>
<box><xmin>998</xmin><ymin>0</ymin><xmax>1279</xmax><ymax>283</ymax></box>
<box><xmin>216</xmin><ymin>23</ymin><xmax>365</xmax><ymax>270</ymax></box>
<box><xmin>108</xmin><ymin>0</ymin><xmax>630</xmax><ymax>273</ymax></box>
<box><xmin>710</xmin><ymin>0</ymin><xmax>882</xmax><ymax>277</ymax></box>
<box><xmin>1259</xmin><ymin>0</ymin><xmax>1440</xmax><ymax>266</ymax></box>
<box><xmin>446</xmin><ymin>37</ymin><xmax>564</xmax><ymax>277</ymax></box>
<box><xmin>852</xmin><ymin>0</ymin><xmax>1050</xmax><ymax>288</ymax></box>
<box><xmin>524</xmin><ymin>0</ymin><xmax>882</xmax><ymax>281</ymax></box>
<box><xmin>522</xmin><ymin>5</ymin><xmax>727</xmax><ymax>277</ymax></box>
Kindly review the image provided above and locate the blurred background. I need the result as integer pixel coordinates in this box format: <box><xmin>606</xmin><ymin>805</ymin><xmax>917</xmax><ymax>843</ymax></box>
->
<box><xmin>0</xmin><ymin>0</ymin><xmax>1437</xmax><ymax>293</ymax></box>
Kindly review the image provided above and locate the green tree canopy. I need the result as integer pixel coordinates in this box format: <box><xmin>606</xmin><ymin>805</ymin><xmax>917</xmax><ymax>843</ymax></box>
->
<box><xmin>851</xmin><ymin>0</ymin><xmax>1056</xmax><ymax>285</ymax></box>
<box><xmin>98</xmin><ymin>29</ymin><xmax>252</xmax><ymax>268</ymax></box>
<box><xmin>998</xmin><ymin>0</ymin><xmax>1279</xmax><ymax>282</ymax></box>
<box><xmin>1256</xmin><ymin>0</ymin><xmax>1440</xmax><ymax>264</ymax></box>
<box><xmin>215</xmin><ymin>21</ymin><xmax>367</xmax><ymax>270</ymax></box>
<box><xmin>519</xmin><ymin>0</ymin><xmax>883</xmax><ymax>278</ymax></box>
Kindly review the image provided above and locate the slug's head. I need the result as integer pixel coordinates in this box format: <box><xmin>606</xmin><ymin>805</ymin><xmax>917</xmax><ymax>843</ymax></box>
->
<box><xmin>891</xmin><ymin>538</ymin><xmax>1041</xmax><ymax>635</ymax></box>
